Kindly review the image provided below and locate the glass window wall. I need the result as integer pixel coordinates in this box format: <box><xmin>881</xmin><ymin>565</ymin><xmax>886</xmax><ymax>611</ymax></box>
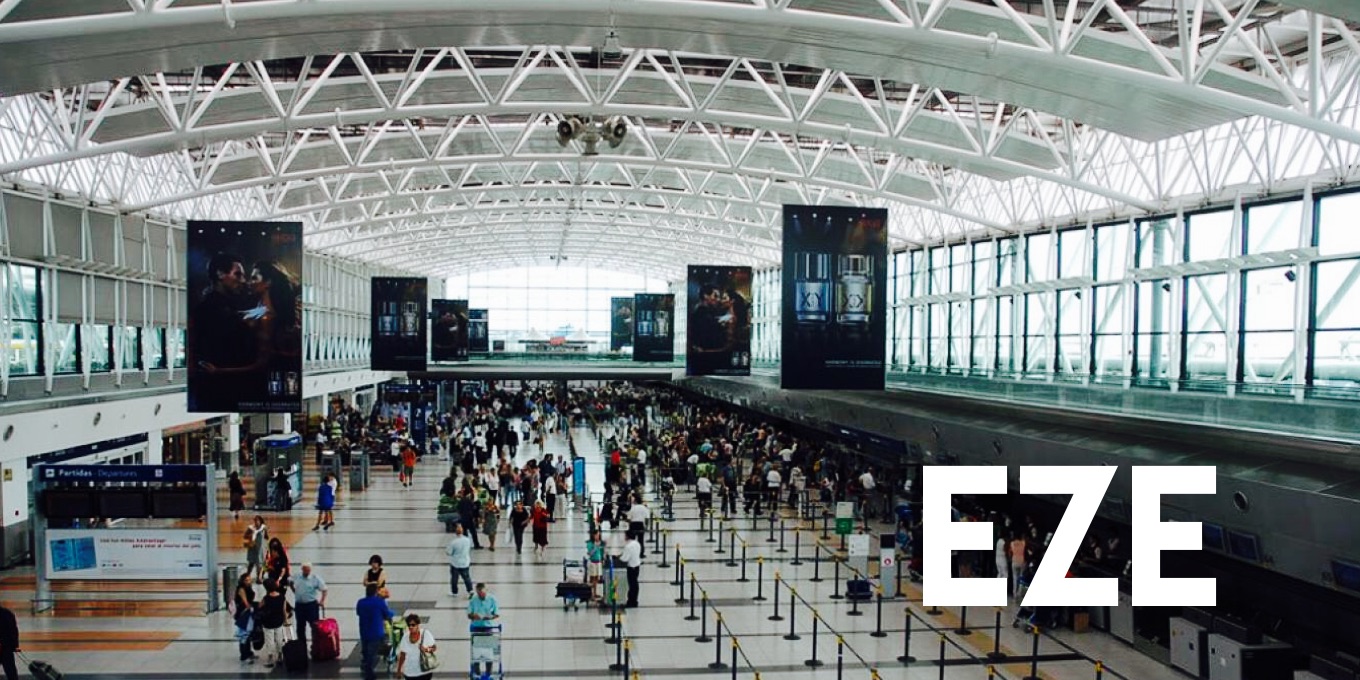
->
<box><xmin>5</xmin><ymin>264</ymin><xmax>41</xmax><ymax>376</ymax></box>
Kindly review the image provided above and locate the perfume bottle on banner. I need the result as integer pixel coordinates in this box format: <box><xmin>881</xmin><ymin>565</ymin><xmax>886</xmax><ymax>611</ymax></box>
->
<box><xmin>285</xmin><ymin>371</ymin><xmax>299</xmax><ymax>395</ymax></box>
<box><xmin>268</xmin><ymin>371</ymin><xmax>283</xmax><ymax>396</ymax></box>
<box><xmin>400</xmin><ymin>302</ymin><xmax>420</xmax><ymax>337</ymax></box>
<box><xmin>379</xmin><ymin>301</ymin><xmax>399</xmax><ymax>336</ymax></box>
<box><xmin>794</xmin><ymin>252</ymin><xmax>832</xmax><ymax>323</ymax></box>
<box><xmin>637</xmin><ymin>311</ymin><xmax>653</xmax><ymax>337</ymax></box>
<box><xmin>836</xmin><ymin>254</ymin><xmax>872</xmax><ymax>325</ymax></box>
<box><xmin>655</xmin><ymin>310</ymin><xmax>670</xmax><ymax>338</ymax></box>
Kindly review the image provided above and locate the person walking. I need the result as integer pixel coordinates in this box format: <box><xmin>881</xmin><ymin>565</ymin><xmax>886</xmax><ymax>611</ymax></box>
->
<box><xmin>291</xmin><ymin>562</ymin><xmax>328</xmax><ymax>648</ymax></box>
<box><xmin>467</xmin><ymin>584</ymin><xmax>500</xmax><ymax>680</ymax></box>
<box><xmin>457</xmin><ymin>491</ymin><xmax>483</xmax><ymax>549</ymax></box>
<box><xmin>531</xmin><ymin>500</ymin><xmax>551</xmax><ymax>560</ymax></box>
<box><xmin>232</xmin><ymin>572</ymin><xmax>258</xmax><ymax>663</ymax></box>
<box><xmin>313</xmin><ymin>473</ymin><xmax>337</xmax><ymax>531</ymax></box>
<box><xmin>228</xmin><ymin>472</ymin><xmax>246</xmax><ymax>520</ymax></box>
<box><xmin>244</xmin><ymin>516</ymin><xmax>268</xmax><ymax>581</ymax></box>
<box><xmin>401</xmin><ymin>443</ymin><xmax>418</xmax><ymax>488</ymax></box>
<box><xmin>395</xmin><ymin>613</ymin><xmax>438</xmax><ymax>680</ymax></box>
<box><xmin>447</xmin><ymin>524</ymin><xmax>474</xmax><ymax>597</ymax></box>
<box><xmin>621</xmin><ymin>530</ymin><xmax>643</xmax><ymax>608</ymax></box>
<box><xmin>509</xmin><ymin>500</ymin><xmax>530</xmax><ymax>555</ymax></box>
<box><xmin>363</xmin><ymin>554</ymin><xmax>387</xmax><ymax>593</ymax></box>
<box><xmin>356</xmin><ymin>584</ymin><xmax>397</xmax><ymax>680</ymax></box>
<box><xmin>481</xmin><ymin>497</ymin><xmax>500</xmax><ymax>552</ymax></box>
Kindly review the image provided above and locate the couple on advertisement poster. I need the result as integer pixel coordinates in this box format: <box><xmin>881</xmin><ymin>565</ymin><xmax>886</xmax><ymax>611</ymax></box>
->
<box><xmin>371</xmin><ymin>277</ymin><xmax>428</xmax><ymax>370</ymax></box>
<box><xmin>686</xmin><ymin>266</ymin><xmax>752</xmax><ymax>376</ymax></box>
<box><xmin>186</xmin><ymin>222</ymin><xmax>304</xmax><ymax>413</ymax></box>
<box><xmin>610</xmin><ymin>297</ymin><xmax>634</xmax><ymax>351</ymax></box>
<box><xmin>431</xmin><ymin>299</ymin><xmax>470</xmax><ymax>361</ymax></box>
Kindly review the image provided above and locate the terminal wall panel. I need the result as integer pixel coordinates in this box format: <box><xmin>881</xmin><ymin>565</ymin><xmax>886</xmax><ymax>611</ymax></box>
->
<box><xmin>3</xmin><ymin>193</ymin><xmax>43</xmax><ymax>259</ymax></box>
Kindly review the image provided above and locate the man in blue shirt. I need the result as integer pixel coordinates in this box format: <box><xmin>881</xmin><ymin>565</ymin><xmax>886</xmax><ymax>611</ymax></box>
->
<box><xmin>355</xmin><ymin>584</ymin><xmax>395</xmax><ymax>680</ymax></box>
<box><xmin>290</xmin><ymin>562</ymin><xmax>328</xmax><ymax>647</ymax></box>
<box><xmin>467</xmin><ymin>583</ymin><xmax>499</xmax><ymax>679</ymax></box>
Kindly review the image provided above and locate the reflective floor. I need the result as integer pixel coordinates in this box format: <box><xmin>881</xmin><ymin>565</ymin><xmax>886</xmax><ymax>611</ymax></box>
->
<box><xmin>4</xmin><ymin>423</ymin><xmax>1197</xmax><ymax>679</ymax></box>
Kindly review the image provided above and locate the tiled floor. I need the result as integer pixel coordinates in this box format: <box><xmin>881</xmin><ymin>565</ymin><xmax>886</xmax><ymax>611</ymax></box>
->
<box><xmin>8</xmin><ymin>423</ymin><xmax>1195</xmax><ymax>679</ymax></box>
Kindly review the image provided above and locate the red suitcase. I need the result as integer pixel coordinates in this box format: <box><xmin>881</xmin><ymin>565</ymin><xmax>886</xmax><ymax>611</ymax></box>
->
<box><xmin>311</xmin><ymin>617</ymin><xmax>341</xmax><ymax>661</ymax></box>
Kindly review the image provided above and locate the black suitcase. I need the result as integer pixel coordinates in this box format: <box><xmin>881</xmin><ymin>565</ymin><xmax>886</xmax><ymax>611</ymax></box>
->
<box><xmin>282</xmin><ymin>638</ymin><xmax>309</xmax><ymax>673</ymax></box>
<box><xmin>846</xmin><ymin>578</ymin><xmax>873</xmax><ymax>600</ymax></box>
<box><xmin>18</xmin><ymin>651</ymin><xmax>63</xmax><ymax>680</ymax></box>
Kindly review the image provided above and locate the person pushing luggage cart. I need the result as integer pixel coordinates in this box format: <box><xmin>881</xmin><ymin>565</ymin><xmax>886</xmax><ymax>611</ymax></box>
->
<box><xmin>467</xmin><ymin>583</ymin><xmax>501</xmax><ymax>680</ymax></box>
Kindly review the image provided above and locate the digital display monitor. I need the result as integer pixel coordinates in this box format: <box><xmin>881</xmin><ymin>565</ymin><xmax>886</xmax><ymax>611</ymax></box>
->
<box><xmin>98</xmin><ymin>489</ymin><xmax>150</xmax><ymax>519</ymax></box>
<box><xmin>152</xmin><ymin>490</ymin><xmax>204</xmax><ymax>518</ymax></box>
<box><xmin>42</xmin><ymin>490</ymin><xmax>97</xmax><ymax>519</ymax></box>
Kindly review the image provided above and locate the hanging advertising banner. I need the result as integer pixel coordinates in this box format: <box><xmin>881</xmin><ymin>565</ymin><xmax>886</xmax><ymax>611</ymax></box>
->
<box><xmin>430</xmin><ymin>299</ymin><xmax>470</xmax><ymax>362</ymax></box>
<box><xmin>371</xmin><ymin>277</ymin><xmax>428</xmax><ymax>371</ymax></box>
<box><xmin>781</xmin><ymin>206</ymin><xmax>888</xmax><ymax>389</ymax></box>
<box><xmin>632</xmin><ymin>293</ymin><xmax>675</xmax><ymax>362</ymax></box>
<box><xmin>45</xmin><ymin>529</ymin><xmax>209</xmax><ymax>580</ymax></box>
<box><xmin>185</xmin><ymin>221</ymin><xmax>304</xmax><ymax>413</ymax></box>
<box><xmin>610</xmin><ymin>297</ymin><xmax>635</xmax><ymax>352</ymax></box>
<box><xmin>468</xmin><ymin>309</ymin><xmax>490</xmax><ymax>353</ymax></box>
<box><xmin>686</xmin><ymin>265</ymin><xmax>753</xmax><ymax>376</ymax></box>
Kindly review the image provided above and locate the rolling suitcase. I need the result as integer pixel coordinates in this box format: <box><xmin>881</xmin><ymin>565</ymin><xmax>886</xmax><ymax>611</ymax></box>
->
<box><xmin>312</xmin><ymin>616</ymin><xmax>341</xmax><ymax>661</ymax></box>
<box><xmin>19</xmin><ymin>651</ymin><xmax>63</xmax><ymax>680</ymax></box>
<box><xmin>282</xmin><ymin>638</ymin><xmax>309</xmax><ymax>673</ymax></box>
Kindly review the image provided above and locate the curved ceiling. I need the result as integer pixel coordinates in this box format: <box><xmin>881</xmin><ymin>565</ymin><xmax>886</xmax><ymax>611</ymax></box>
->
<box><xmin>1</xmin><ymin>0</ymin><xmax>1358</xmax><ymax>278</ymax></box>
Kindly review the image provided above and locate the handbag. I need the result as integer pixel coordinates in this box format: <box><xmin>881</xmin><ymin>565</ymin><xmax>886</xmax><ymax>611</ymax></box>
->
<box><xmin>418</xmin><ymin>630</ymin><xmax>440</xmax><ymax>671</ymax></box>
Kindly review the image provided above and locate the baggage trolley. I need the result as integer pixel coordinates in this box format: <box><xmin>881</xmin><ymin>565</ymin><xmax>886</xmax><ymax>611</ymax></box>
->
<box><xmin>555</xmin><ymin>557</ymin><xmax>591</xmax><ymax>610</ymax></box>
<box><xmin>469</xmin><ymin>624</ymin><xmax>504</xmax><ymax>680</ymax></box>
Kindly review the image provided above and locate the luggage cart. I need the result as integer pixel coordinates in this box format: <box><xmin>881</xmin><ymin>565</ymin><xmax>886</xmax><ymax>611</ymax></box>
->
<box><xmin>469</xmin><ymin>624</ymin><xmax>504</xmax><ymax>680</ymax></box>
<box><xmin>556</xmin><ymin>557</ymin><xmax>591</xmax><ymax>610</ymax></box>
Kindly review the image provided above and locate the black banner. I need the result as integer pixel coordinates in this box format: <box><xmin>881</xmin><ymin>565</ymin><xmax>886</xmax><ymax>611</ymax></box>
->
<box><xmin>781</xmin><ymin>205</ymin><xmax>888</xmax><ymax>389</ymax></box>
<box><xmin>186</xmin><ymin>220</ymin><xmax>303</xmax><ymax>413</ymax></box>
<box><xmin>686</xmin><ymin>266</ymin><xmax>752</xmax><ymax>376</ymax></box>
<box><xmin>610</xmin><ymin>297</ymin><xmax>635</xmax><ymax>351</ymax></box>
<box><xmin>468</xmin><ymin>309</ymin><xmax>489</xmax><ymax>353</ymax></box>
<box><xmin>430</xmin><ymin>299</ymin><xmax>469</xmax><ymax>362</ymax></box>
<box><xmin>632</xmin><ymin>293</ymin><xmax>675</xmax><ymax>362</ymax></box>
<box><xmin>371</xmin><ymin>277</ymin><xmax>428</xmax><ymax>371</ymax></box>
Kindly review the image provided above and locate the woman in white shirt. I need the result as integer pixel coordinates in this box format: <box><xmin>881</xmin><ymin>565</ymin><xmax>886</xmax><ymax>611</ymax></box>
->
<box><xmin>395</xmin><ymin>613</ymin><xmax>438</xmax><ymax>680</ymax></box>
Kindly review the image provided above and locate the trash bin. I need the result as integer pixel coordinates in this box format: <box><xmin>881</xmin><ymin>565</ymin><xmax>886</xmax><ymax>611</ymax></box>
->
<box><xmin>320</xmin><ymin>451</ymin><xmax>340</xmax><ymax>479</ymax></box>
<box><xmin>222</xmin><ymin>565</ymin><xmax>239</xmax><ymax>611</ymax></box>
<box><xmin>349</xmin><ymin>457</ymin><xmax>365</xmax><ymax>493</ymax></box>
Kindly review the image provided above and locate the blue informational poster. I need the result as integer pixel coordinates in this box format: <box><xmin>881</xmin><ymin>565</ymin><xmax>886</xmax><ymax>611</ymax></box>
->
<box><xmin>573</xmin><ymin>457</ymin><xmax>586</xmax><ymax>497</ymax></box>
<box><xmin>49</xmin><ymin>536</ymin><xmax>96</xmax><ymax>573</ymax></box>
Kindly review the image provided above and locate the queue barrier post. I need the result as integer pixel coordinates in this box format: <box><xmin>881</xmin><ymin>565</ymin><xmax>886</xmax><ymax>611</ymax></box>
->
<box><xmin>955</xmin><ymin>606</ymin><xmax>972</xmax><ymax>636</ymax></box>
<box><xmin>811</xmin><ymin>542</ymin><xmax>823</xmax><ymax>582</ymax></box>
<box><xmin>675</xmin><ymin>559</ymin><xmax>688</xmax><ymax>603</ymax></box>
<box><xmin>783</xmin><ymin>587</ymin><xmax>801</xmax><ymax>641</ymax></box>
<box><xmin>708</xmin><ymin>614</ymin><xmax>728</xmax><ymax>670</ymax></box>
<box><xmin>608</xmin><ymin>615</ymin><xmax>626</xmax><ymax>671</ymax></box>
<box><xmin>730</xmin><ymin>638</ymin><xmax>738</xmax><ymax>680</ymax></box>
<box><xmin>753</xmin><ymin>557</ymin><xmax>767</xmax><ymax>601</ymax></box>
<box><xmin>986</xmin><ymin>609</ymin><xmax>1007</xmax><ymax>661</ymax></box>
<box><xmin>937</xmin><ymin>633</ymin><xmax>946</xmax><ymax>680</ymax></box>
<box><xmin>684</xmin><ymin>574</ymin><xmax>698</xmax><ymax>621</ymax></box>
<box><xmin>1022</xmin><ymin>624</ymin><xmax>1041</xmax><ymax>680</ymax></box>
<box><xmin>777</xmin><ymin>519</ymin><xmax>788</xmax><ymax>553</ymax></box>
<box><xmin>896</xmin><ymin>609</ymin><xmax>915</xmax><ymax>664</ymax></box>
<box><xmin>737</xmin><ymin>542</ymin><xmax>750</xmax><ymax>583</ymax></box>
<box><xmin>790</xmin><ymin>529</ymin><xmax>804</xmax><ymax>566</ymax></box>
<box><xmin>829</xmin><ymin>557</ymin><xmax>844</xmax><ymax>600</ymax></box>
<box><xmin>836</xmin><ymin>635</ymin><xmax>845</xmax><ymax>680</ymax></box>
<box><xmin>658</xmin><ymin>531</ymin><xmax>670</xmax><ymax>569</ymax></box>
<box><xmin>1095</xmin><ymin>660</ymin><xmax>1104</xmax><ymax>680</ymax></box>
<box><xmin>767</xmin><ymin>512</ymin><xmax>777</xmax><ymax>543</ymax></box>
<box><xmin>604</xmin><ymin>602</ymin><xmax>621</xmax><ymax>644</ymax></box>
<box><xmin>804</xmin><ymin>612</ymin><xmax>824</xmax><ymax>667</ymax></box>
<box><xmin>707</xmin><ymin>511</ymin><xmax>716</xmax><ymax>543</ymax></box>
<box><xmin>870</xmin><ymin>588</ymin><xmax>887</xmax><ymax>637</ymax></box>
<box><xmin>695</xmin><ymin>593</ymin><xmax>712</xmax><ymax>643</ymax></box>
<box><xmin>715</xmin><ymin>519</ymin><xmax>726</xmax><ymax>554</ymax></box>
<box><xmin>768</xmin><ymin>573</ymin><xmax>784</xmax><ymax>621</ymax></box>
<box><xmin>725</xmin><ymin>529</ymin><xmax>739</xmax><ymax>568</ymax></box>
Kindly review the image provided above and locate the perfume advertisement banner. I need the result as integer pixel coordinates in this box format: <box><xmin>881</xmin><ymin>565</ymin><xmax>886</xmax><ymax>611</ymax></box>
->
<box><xmin>781</xmin><ymin>205</ymin><xmax>888</xmax><ymax>389</ymax></box>
<box><xmin>370</xmin><ymin>277</ymin><xmax>428</xmax><ymax>371</ymax></box>
<box><xmin>186</xmin><ymin>220</ymin><xmax>303</xmax><ymax>413</ymax></box>
<box><xmin>632</xmin><ymin>293</ymin><xmax>675</xmax><ymax>362</ymax></box>
<box><xmin>610</xmin><ymin>297</ymin><xmax>635</xmax><ymax>351</ymax></box>
<box><xmin>430</xmin><ymin>299</ymin><xmax>470</xmax><ymax>362</ymax></box>
<box><xmin>468</xmin><ymin>309</ymin><xmax>490</xmax><ymax>353</ymax></box>
<box><xmin>686</xmin><ymin>265</ymin><xmax>753</xmax><ymax>376</ymax></box>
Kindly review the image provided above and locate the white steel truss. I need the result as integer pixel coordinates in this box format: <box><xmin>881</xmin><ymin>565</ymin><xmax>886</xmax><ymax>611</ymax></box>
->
<box><xmin>0</xmin><ymin>4</ymin><xmax>1359</xmax><ymax>276</ymax></box>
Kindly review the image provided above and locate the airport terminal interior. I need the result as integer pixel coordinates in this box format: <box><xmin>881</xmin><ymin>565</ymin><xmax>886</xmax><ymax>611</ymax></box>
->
<box><xmin>3</xmin><ymin>1</ymin><xmax>1360</xmax><ymax>679</ymax></box>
